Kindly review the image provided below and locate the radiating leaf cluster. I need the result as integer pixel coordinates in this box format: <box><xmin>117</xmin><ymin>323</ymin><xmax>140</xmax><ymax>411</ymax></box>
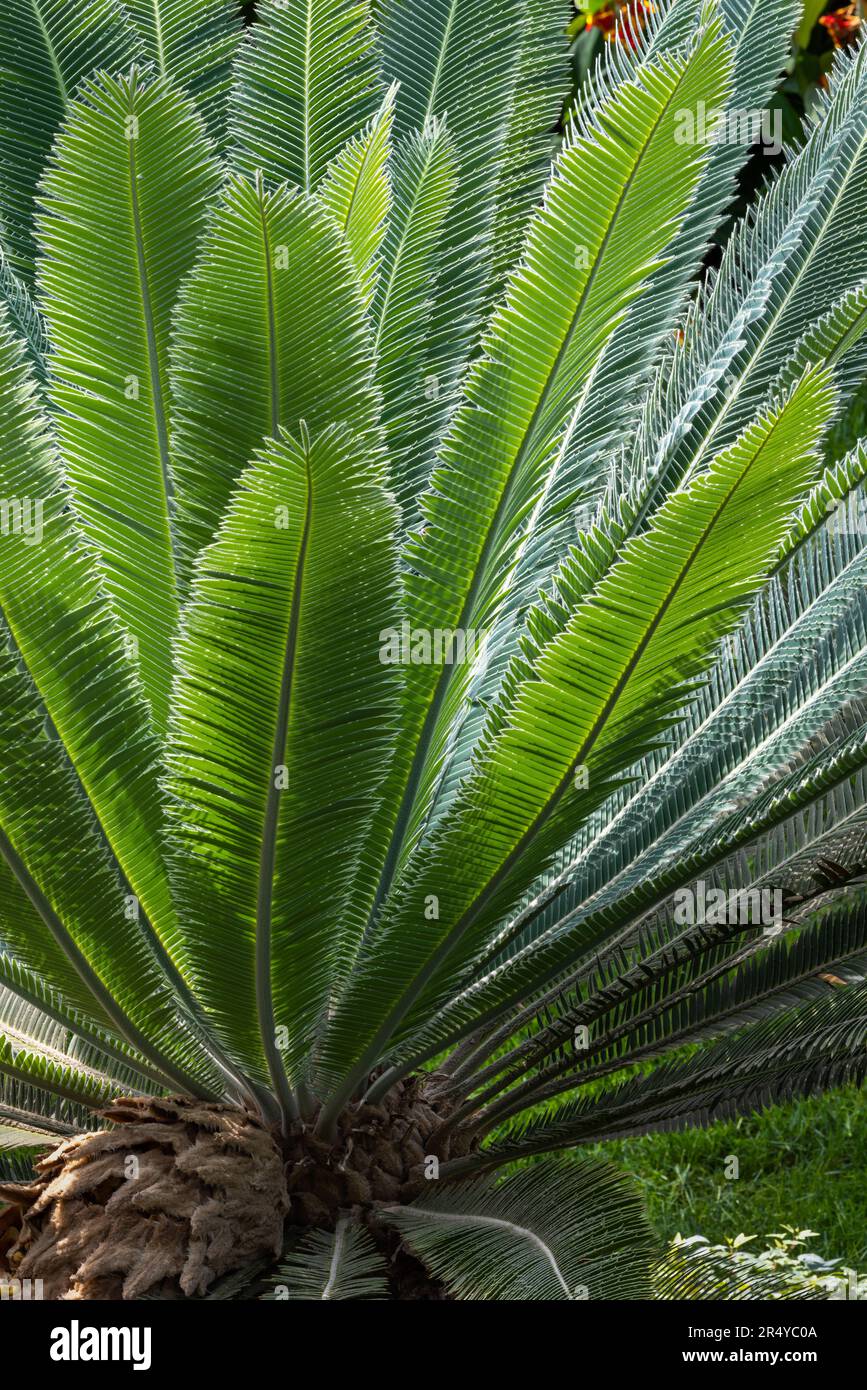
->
<box><xmin>0</xmin><ymin>0</ymin><xmax>864</xmax><ymax>1301</ymax></box>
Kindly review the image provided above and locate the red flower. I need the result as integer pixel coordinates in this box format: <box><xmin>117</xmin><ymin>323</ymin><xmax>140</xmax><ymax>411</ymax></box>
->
<box><xmin>584</xmin><ymin>0</ymin><xmax>655</xmax><ymax>46</ymax></box>
<box><xmin>819</xmin><ymin>5</ymin><xmax>861</xmax><ymax>47</ymax></box>
<box><xmin>585</xmin><ymin>7</ymin><xmax>617</xmax><ymax>34</ymax></box>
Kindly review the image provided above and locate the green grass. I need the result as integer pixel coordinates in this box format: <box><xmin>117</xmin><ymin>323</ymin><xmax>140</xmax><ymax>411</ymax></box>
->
<box><xmin>595</xmin><ymin>1084</ymin><xmax>867</xmax><ymax>1269</ymax></box>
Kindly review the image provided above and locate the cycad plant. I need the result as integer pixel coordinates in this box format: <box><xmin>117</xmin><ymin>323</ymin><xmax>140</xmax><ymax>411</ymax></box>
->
<box><xmin>0</xmin><ymin>0</ymin><xmax>865</xmax><ymax>1302</ymax></box>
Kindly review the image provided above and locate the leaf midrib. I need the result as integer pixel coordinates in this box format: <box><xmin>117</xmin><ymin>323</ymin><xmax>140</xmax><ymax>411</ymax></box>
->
<box><xmin>150</xmin><ymin>0</ymin><xmax>168</xmax><ymax>74</ymax></box>
<box><xmin>257</xmin><ymin>180</ymin><xmax>282</xmax><ymax>434</ymax></box>
<box><xmin>372</xmin><ymin>136</ymin><xmax>441</xmax><ymax>358</ymax></box>
<box><xmin>29</xmin><ymin>0</ymin><xmax>67</xmax><ymax>102</ymax></box>
<box><xmin>254</xmin><ymin>453</ymin><xmax>312</xmax><ymax>1125</ymax></box>
<box><xmin>339</xmin><ymin>105</ymin><xmax>384</xmax><ymax>243</ymax></box>
<box><xmin>302</xmin><ymin>0</ymin><xmax>313</xmax><ymax>192</ymax></box>
<box><xmin>422</xmin><ymin>0</ymin><xmax>459</xmax><ymax>126</ymax></box>
<box><xmin>127</xmin><ymin>125</ymin><xmax>179</xmax><ymax>602</ymax></box>
<box><xmin>321</xmin><ymin>1218</ymin><xmax>348</xmax><ymax>1299</ymax></box>
<box><xmin>387</xmin><ymin>1206</ymin><xmax>573</xmax><ymax>1298</ymax></box>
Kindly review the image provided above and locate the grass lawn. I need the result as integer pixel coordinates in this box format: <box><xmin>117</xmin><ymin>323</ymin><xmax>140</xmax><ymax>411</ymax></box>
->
<box><xmin>597</xmin><ymin>1083</ymin><xmax>867</xmax><ymax>1270</ymax></box>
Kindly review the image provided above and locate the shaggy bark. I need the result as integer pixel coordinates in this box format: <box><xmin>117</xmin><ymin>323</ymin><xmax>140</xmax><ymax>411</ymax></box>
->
<box><xmin>0</xmin><ymin>1078</ymin><xmax>475</xmax><ymax>1300</ymax></box>
<box><xmin>0</xmin><ymin>1097</ymin><xmax>288</xmax><ymax>1300</ymax></box>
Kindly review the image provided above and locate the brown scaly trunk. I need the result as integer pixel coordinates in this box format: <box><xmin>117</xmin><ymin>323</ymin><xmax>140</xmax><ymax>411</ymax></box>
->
<box><xmin>0</xmin><ymin>1097</ymin><xmax>289</xmax><ymax>1300</ymax></box>
<box><xmin>0</xmin><ymin>1077</ymin><xmax>475</xmax><ymax>1300</ymax></box>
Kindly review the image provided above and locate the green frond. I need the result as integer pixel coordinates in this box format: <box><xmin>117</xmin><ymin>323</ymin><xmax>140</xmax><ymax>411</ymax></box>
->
<box><xmin>465</xmin><ymin>980</ymin><xmax>867</xmax><ymax>1165</ymax></box>
<box><xmin>541</xmin><ymin>550</ymin><xmax>867</xmax><ymax>969</ymax></box>
<box><xmin>38</xmin><ymin>68</ymin><xmax>223</xmax><ymax>732</ymax></box>
<box><xmin>338</xmin><ymin>20</ymin><xmax>734</xmax><ymax>1008</ymax></box>
<box><xmin>0</xmin><ymin>629</ymin><xmax>220</xmax><ymax>1096</ymax></box>
<box><xmin>167</xmin><ymin>426</ymin><xmax>401</xmax><ymax>1101</ymax></box>
<box><xmin>485</xmin><ymin>40</ymin><xmax>867</xmax><ymax>794</ymax></box>
<box><xmin>476</xmin><ymin>891</ymin><xmax>867</xmax><ymax>1127</ymax></box>
<box><xmin>417</xmin><ymin>452</ymin><xmax>867</xmax><ymax>1060</ymax></box>
<box><xmin>375</xmin><ymin>0</ymin><xmax>535</xmax><ymax>426</ymax></box>
<box><xmin>317</xmin><ymin>84</ymin><xmax>394</xmax><ymax>305</ymax></box>
<box><xmin>0</xmin><ymin>1074</ymin><xmax>95</xmax><ymax>1139</ymax></box>
<box><xmin>519</xmin><ymin>0</ymin><xmax>802</xmax><ymax>613</ymax></box>
<box><xmin>380</xmin><ymin>1157</ymin><xmax>653</xmax><ymax>1300</ymax></box>
<box><xmin>0</xmin><ymin>229</ymin><xmax>47</xmax><ymax>371</ymax></box>
<box><xmin>264</xmin><ymin>1218</ymin><xmax>389</xmax><ymax>1299</ymax></box>
<box><xmin>434</xmin><ymin>719</ymin><xmax>867</xmax><ymax>1111</ymax></box>
<box><xmin>123</xmin><ymin>0</ymin><xmax>243</xmax><ymax>138</ymax></box>
<box><xmin>0</xmin><ymin>1030</ymin><xmax>120</xmax><ymax>1110</ymax></box>
<box><xmin>0</xmin><ymin>318</ymin><xmax>179</xmax><ymax>967</ymax></box>
<box><xmin>170</xmin><ymin>173</ymin><xmax>381</xmax><ymax>579</ymax></box>
<box><xmin>511</xmin><ymin>649</ymin><xmax>867</xmax><ymax>1008</ymax></box>
<box><xmin>436</xmin><ymin>63</ymin><xmax>867</xmax><ymax>845</ymax></box>
<box><xmin>784</xmin><ymin>437</ymin><xmax>867</xmax><ymax>561</ymax></box>
<box><xmin>0</xmin><ymin>945</ymin><xmax>168</xmax><ymax>1092</ymax></box>
<box><xmin>0</xmin><ymin>314</ymin><xmax>242</xmax><ymax>1100</ymax></box>
<box><xmin>0</xmin><ymin>0</ymin><xmax>140</xmax><ymax>285</ymax></box>
<box><xmin>371</xmin><ymin>118</ymin><xmax>458</xmax><ymax>525</ymax></box>
<box><xmin>629</xmin><ymin>42</ymin><xmax>867</xmax><ymax>505</ymax></box>
<box><xmin>488</xmin><ymin>0</ymin><xmax>570</xmax><ymax>301</ymax></box>
<box><xmin>319</xmin><ymin>367</ymin><xmax>835</xmax><ymax>1105</ymax></box>
<box><xmin>229</xmin><ymin>0</ymin><xmax>381</xmax><ymax>193</ymax></box>
<box><xmin>0</xmin><ymin>967</ymin><xmax>158</xmax><ymax>1095</ymax></box>
<box><xmin>0</xmin><ymin>981</ymin><xmax>163</xmax><ymax>1101</ymax></box>
<box><xmin>0</xmin><ymin>0</ymin><xmax>864</xmax><ymax>1302</ymax></box>
<box><xmin>776</xmin><ymin>279</ymin><xmax>867</xmax><ymax>409</ymax></box>
<box><xmin>598</xmin><ymin>899</ymin><xmax>867</xmax><ymax>1073</ymax></box>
